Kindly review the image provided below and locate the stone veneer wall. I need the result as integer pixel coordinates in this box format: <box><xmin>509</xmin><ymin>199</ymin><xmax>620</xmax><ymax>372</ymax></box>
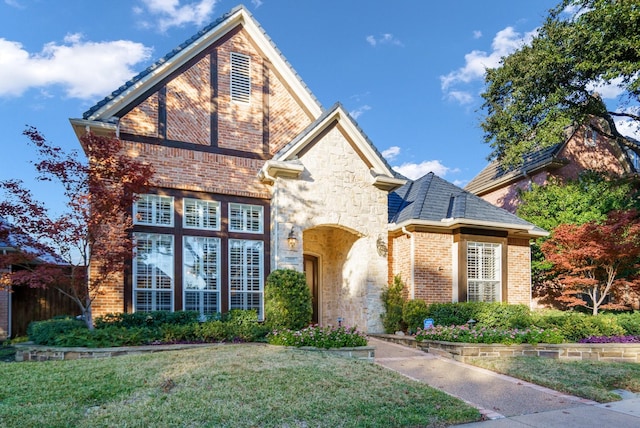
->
<box><xmin>374</xmin><ymin>334</ymin><xmax>640</xmax><ymax>363</ymax></box>
<box><xmin>274</xmin><ymin>125</ymin><xmax>389</xmax><ymax>333</ymax></box>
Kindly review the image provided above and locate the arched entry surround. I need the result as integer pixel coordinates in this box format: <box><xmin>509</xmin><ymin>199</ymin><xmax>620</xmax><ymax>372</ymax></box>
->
<box><xmin>303</xmin><ymin>225</ymin><xmax>365</xmax><ymax>328</ymax></box>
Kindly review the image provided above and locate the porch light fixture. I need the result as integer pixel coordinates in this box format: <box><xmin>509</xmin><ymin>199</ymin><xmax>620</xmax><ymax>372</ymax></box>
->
<box><xmin>287</xmin><ymin>227</ymin><xmax>297</xmax><ymax>249</ymax></box>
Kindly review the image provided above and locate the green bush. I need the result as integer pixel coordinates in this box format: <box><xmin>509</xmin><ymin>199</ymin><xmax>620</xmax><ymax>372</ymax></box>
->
<box><xmin>27</xmin><ymin>317</ymin><xmax>87</xmax><ymax>345</ymax></box>
<box><xmin>425</xmin><ymin>302</ymin><xmax>532</xmax><ymax>328</ymax></box>
<box><xmin>381</xmin><ymin>276</ymin><xmax>407</xmax><ymax>333</ymax></box>
<box><xmin>264</xmin><ymin>269</ymin><xmax>312</xmax><ymax>331</ymax></box>
<box><xmin>615</xmin><ymin>311</ymin><xmax>640</xmax><ymax>336</ymax></box>
<box><xmin>224</xmin><ymin>309</ymin><xmax>270</xmax><ymax>342</ymax></box>
<box><xmin>54</xmin><ymin>326</ymin><xmax>160</xmax><ymax>347</ymax></box>
<box><xmin>531</xmin><ymin>311</ymin><xmax>626</xmax><ymax>342</ymax></box>
<box><xmin>415</xmin><ymin>325</ymin><xmax>564</xmax><ymax>345</ymax></box>
<box><xmin>402</xmin><ymin>300</ymin><xmax>429</xmax><ymax>333</ymax></box>
<box><xmin>94</xmin><ymin>310</ymin><xmax>200</xmax><ymax>329</ymax></box>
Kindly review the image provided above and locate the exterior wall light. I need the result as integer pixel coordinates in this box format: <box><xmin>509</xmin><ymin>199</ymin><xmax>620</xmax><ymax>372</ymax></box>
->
<box><xmin>287</xmin><ymin>227</ymin><xmax>297</xmax><ymax>249</ymax></box>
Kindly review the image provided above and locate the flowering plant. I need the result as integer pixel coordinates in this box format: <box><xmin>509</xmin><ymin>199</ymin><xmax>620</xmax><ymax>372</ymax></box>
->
<box><xmin>415</xmin><ymin>324</ymin><xmax>564</xmax><ymax>345</ymax></box>
<box><xmin>579</xmin><ymin>335</ymin><xmax>640</xmax><ymax>343</ymax></box>
<box><xmin>267</xmin><ymin>325</ymin><xmax>368</xmax><ymax>349</ymax></box>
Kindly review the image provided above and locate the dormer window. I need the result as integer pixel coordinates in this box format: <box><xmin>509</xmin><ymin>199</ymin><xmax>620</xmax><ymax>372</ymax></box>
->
<box><xmin>230</xmin><ymin>52</ymin><xmax>251</xmax><ymax>104</ymax></box>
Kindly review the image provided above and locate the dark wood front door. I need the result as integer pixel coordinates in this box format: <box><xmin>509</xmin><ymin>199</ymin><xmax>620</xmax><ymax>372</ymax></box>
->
<box><xmin>304</xmin><ymin>255</ymin><xmax>319</xmax><ymax>324</ymax></box>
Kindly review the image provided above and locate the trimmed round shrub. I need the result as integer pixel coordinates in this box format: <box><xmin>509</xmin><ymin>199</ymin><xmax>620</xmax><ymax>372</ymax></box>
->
<box><xmin>265</xmin><ymin>269</ymin><xmax>312</xmax><ymax>330</ymax></box>
<box><xmin>402</xmin><ymin>299</ymin><xmax>429</xmax><ymax>333</ymax></box>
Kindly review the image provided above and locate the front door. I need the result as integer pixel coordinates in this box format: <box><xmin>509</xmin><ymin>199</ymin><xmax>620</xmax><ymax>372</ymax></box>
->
<box><xmin>304</xmin><ymin>255</ymin><xmax>319</xmax><ymax>324</ymax></box>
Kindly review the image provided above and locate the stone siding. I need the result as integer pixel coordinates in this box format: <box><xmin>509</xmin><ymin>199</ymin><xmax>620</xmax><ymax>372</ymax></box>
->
<box><xmin>373</xmin><ymin>334</ymin><xmax>640</xmax><ymax>363</ymax></box>
<box><xmin>275</xmin><ymin>125</ymin><xmax>389</xmax><ymax>333</ymax></box>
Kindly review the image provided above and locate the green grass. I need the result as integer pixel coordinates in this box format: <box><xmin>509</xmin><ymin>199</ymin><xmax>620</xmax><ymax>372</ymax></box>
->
<box><xmin>0</xmin><ymin>344</ymin><xmax>480</xmax><ymax>427</ymax></box>
<box><xmin>467</xmin><ymin>356</ymin><xmax>640</xmax><ymax>403</ymax></box>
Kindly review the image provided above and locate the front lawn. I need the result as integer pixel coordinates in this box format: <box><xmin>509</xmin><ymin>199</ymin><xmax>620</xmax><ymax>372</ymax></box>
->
<box><xmin>467</xmin><ymin>356</ymin><xmax>640</xmax><ymax>403</ymax></box>
<box><xmin>0</xmin><ymin>344</ymin><xmax>480</xmax><ymax>427</ymax></box>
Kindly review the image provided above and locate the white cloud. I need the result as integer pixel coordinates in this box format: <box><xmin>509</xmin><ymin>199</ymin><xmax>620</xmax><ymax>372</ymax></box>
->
<box><xmin>136</xmin><ymin>0</ymin><xmax>217</xmax><ymax>32</ymax></box>
<box><xmin>381</xmin><ymin>146</ymin><xmax>400</xmax><ymax>160</ymax></box>
<box><xmin>365</xmin><ymin>33</ymin><xmax>403</xmax><ymax>47</ymax></box>
<box><xmin>0</xmin><ymin>35</ymin><xmax>152</xmax><ymax>100</ymax></box>
<box><xmin>587</xmin><ymin>76</ymin><xmax>627</xmax><ymax>99</ymax></box>
<box><xmin>615</xmin><ymin>107</ymin><xmax>640</xmax><ymax>141</ymax></box>
<box><xmin>4</xmin><ymin>0</ymin><xmax>24</xmax><ymax>8</ymax></box>
<box><xmin>440</xmin><ymin>26</ymin><xmax>537</xmax><ymax>103</ymax></box>
<box><xmin>446</xmin><ymin>90</ymin><xmax>474</xmax><ymax>105</ymax></box>
<box><xmin>349</xmin><ymin>104</ymin><xmax>371</xmax><ymax>120</ymax></box>
<box><xmin>472</xmin><ymin>30</ymin><xmax>482</xmax><ymax>39</ymax></box>
<box><xmin>251</xmin><ymin>0</ymin><xmax>263</xmax><ymax>7</ymax></box>
<box><xmin>393</xmin><ymin>160</ymin><xmax>459</xmax><ymax>180</ymax></box>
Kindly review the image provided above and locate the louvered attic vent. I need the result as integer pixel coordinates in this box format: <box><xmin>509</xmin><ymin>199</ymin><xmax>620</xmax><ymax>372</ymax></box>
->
<box><xmin>230</xmin><ymin>52</ymin><xmax>251</xmax><ymax>104</ymax></box>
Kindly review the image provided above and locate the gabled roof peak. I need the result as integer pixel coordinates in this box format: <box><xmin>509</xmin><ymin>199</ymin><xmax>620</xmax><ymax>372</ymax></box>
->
<box><xmin>80</xmin><ymin>5</ymin><xmax>321</xmax><ymax>122</ymax></box>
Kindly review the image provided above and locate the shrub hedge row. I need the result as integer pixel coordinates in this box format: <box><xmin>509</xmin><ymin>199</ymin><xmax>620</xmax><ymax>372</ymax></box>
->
<box><xmin>27</xmin><ymin>310</ymin><xmax>270</xmax><ymax>348</ymax></box>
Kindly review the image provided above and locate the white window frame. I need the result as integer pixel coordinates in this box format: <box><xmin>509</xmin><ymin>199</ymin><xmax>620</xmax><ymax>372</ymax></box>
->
<box><xmin>467</xmin><ymin>242</ymin><xmax>501</xmax><ymax>303</ymax></box>
<box><xmin>229</xmin><ymin>203</ymin><xmax>263</xmax><ymax>234</ymax></box>
<box><xmin>133</xmin><ymin>194</ymin><xmax>174</xmax><ymax>227</ymax></box>
<box><xmin>230</xmin><ymin>52</ymin><xmax>251</xmax><ymax>104</ymax></box>
<box><xmin>183</xmin><ymin>198</ymin><xmax>220</xmax><ymax>230</ymax></box>
<box><xmin>183</xmin><ymin>236</ymin><xmax>221</xmax><ymax>318</ymax></box>
<box><xmin>229</xmin><ymin>239</ymin><xmax>264</xmax><ymax>320</ymax></box>
<box><xmin>133</xmin><ymin>233</ymin><xmax>174</xmax><ymax>312</ymax></box>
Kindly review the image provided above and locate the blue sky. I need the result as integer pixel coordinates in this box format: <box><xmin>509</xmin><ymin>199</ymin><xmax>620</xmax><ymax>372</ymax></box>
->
<box><xmin>0</xmin><ymin>0</ymin><xmax>593</xmax><ymax>215</ymax></box>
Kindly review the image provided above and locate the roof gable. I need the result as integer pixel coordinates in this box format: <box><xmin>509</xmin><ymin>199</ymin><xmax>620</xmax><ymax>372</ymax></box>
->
<box><xmin>79</xmin><ymin>5</ymin><xmax>322</xmax><ymax>124</ymax></box>
<box><xmin>262</xmin><ymin>103</ymin><xmax>406</xmax><ymax>188</ymax></box>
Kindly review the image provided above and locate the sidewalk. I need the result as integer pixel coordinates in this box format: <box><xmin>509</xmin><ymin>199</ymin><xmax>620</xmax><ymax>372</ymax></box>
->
<box><xmin>370</xmin><ymin>337</ymin><xmax>640</xmax><ymax>427</ymax></box>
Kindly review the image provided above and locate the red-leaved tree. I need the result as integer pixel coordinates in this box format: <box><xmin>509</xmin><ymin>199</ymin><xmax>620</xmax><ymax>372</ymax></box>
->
<box><xmin>0</xmin><ymin>127</ymin><xmax>154</xmax><ymax>329</ymax></box>
<box><xmin>541</xmin><ymin>210</ymin><xmax>640</xmax><ymax>315</ymax></box>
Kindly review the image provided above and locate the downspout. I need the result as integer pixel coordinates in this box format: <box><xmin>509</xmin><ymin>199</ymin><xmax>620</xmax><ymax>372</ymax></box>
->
<box><xmin>401</xmin><ymin>226</ymin><xmax>415</xmax><ymax>299</ymax></box>
<box><xmin>261</xmin><ymin>169</ymin><xmax>279</xmax><ymax>269</ymax></box>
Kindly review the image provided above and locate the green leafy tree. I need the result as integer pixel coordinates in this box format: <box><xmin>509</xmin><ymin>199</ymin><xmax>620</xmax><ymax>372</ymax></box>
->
<box><xmin>481</xmin><ymin>0</ymin><xmax>640</xmax><ymax>167</ymax></box>
<box><xmin>517</xmin><ymin>171</ymin><xmax>640</xmax><ymax>306</ymax></box>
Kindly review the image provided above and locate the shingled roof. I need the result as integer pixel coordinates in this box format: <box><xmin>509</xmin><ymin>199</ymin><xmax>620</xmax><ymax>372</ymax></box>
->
<box><xmin>464</xmin><ymin>143</ymin><xmax>567</xmax><ymax>196</ymax></box>
<box><xmin>390</xmin><ymin>173</ymin><xmax>546</xmax><ymax>236</ymax></box>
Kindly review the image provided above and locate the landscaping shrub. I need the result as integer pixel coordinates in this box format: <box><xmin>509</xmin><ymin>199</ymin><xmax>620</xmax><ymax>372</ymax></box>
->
<box><xmin>264</xmin><ymin>269</ymin><xmax>312</xmax><ymax>331</ymax></box>
<box><xmin>614</xmin><ymin>312</ymin><xmax>640</xmax><ymax>336</ymax></box>
<box><xmin>415</xmin><ymin>325</ymin><xmax>564</xmax><ymax>345</ymax></box>
<box><xmin>27</xmin><ymin>317</ymin><xmax>87</xmax><ymax>345</ymax></box>
<box><xmin>531</xmin><ymin>311</ymin><xmax>626</xmax><ymax>342</ymax></box>
<box><xmin>402</xmin><ymin>299</ymin><xmax>429</xmax><ymax>333</ymax></box>
<box><xmin>380</xmin><ymin>276</ymin><xmax>407</xmax><ymax>333</ymax></box>
<box><xmin>424</xmin><ymin>302</ymin><xmax>533</xmax><ymax>329</ymax></box>
<box><xmin>94</xmin><ymin>310</ymin><xmax>200</xmax><ymax>329</ymax></box>
<box><xmin>54</xmin><ymin>326</ymin><xmax>160</xmax><ymax>347</ymax></box>
<box><xmin>224</xmin><ymin>309</ymin><xmax>270</xmax><ymax>342</ymax></box>
<box><xmin>267</xmin><ymin>325</ymin><xmax>368</xmax><ymax>349</ymax></box>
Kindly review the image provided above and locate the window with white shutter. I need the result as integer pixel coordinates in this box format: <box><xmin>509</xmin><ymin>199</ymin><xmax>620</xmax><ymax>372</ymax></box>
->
<box><xmin>467</xmin><ymin>242</ymin><xmax>501</xmax><ymax>302</ymax></box>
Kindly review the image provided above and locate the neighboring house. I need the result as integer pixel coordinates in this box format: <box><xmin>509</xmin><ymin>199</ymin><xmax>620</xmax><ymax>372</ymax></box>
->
<box><xmin>465</xmin><ymin>119</ymin><xmax>638</xmax><ymax>213</ymax></box>
<box><xmin>69</xmin><ymin>5</ymin><xmax>545</xmax><ymax>333</ymax></box>
<box><xmin>0</xmin><ymin>229</ymin><xmax>77</xmax><ymax>339</ymax></box>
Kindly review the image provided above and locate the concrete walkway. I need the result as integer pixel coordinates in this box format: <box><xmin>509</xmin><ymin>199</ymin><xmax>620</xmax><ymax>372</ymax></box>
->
<box><xmin>370</xmin><ymin>337</ymin><xmax>640</xmax><ymax>427</ymax></box>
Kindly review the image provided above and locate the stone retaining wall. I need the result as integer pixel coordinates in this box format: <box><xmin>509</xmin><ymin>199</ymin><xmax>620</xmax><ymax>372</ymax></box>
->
<box><xmin>14</xmin><ymin>343</ymin><xmax>375</xmax><ymax>362</ymax></box>
<box><xmin>371</xmin><ymin>334</ymin><xmax>640</xmax><ymax>363</ymax></box>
